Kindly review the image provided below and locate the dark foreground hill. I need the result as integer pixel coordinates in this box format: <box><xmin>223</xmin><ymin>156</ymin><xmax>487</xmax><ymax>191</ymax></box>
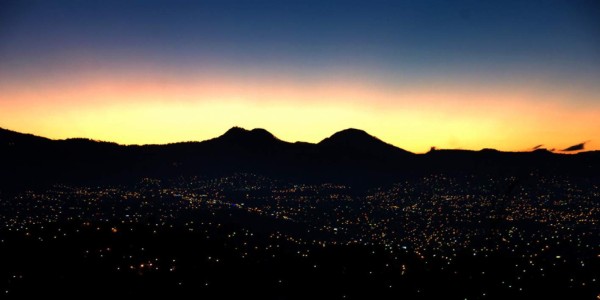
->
<box><xmin>0</xmin><ymin>127</ymin><xmax>598</xmax><ymax>190</ymax></box>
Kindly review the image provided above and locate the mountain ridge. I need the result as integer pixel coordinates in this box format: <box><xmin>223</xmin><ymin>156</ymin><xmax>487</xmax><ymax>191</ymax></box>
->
<box><xmin>1</xmin><ymin>126</ymin><xmax>593</xmax><ymax>155</ymax></box>
<box><xmin>1</xmin><ymin>126</ymin><xmax>598</xmax><ymax>191</ymax></box>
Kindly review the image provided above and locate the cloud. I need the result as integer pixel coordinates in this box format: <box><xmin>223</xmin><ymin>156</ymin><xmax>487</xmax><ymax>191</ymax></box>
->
<box><xmin>532</xmin><ymin>144</ymin><xmax>543</xmax><ymax>150</ymax></box>
<box><xmin>561</xmin><ymin>141</ymin><xmax>588</xmax><ymax>152</ymax></box>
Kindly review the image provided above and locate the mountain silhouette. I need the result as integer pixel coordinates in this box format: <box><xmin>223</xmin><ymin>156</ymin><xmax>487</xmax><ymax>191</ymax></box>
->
<box><xmin>0</xmin><ymin>126</ymin><xmax>598</xmax><ymax>191</ymax></box>
<box><xmin>319</xmin><ymin>128</ymin><xmax>412</xmax><ymax>159</ymax></box>
<box><xmin>0</xmin><ymin>127</ymin><xmax>51</xmax><ymax>146</ymax></box>
<box><xmin>320</xmin><ymin>128</ymin><xmax>391</xmax><ymax>147</ymax></box>
<box><xmin>216</xmin><ymin>127</ymin><xmax>281</xmax><ymax>144</ymax></box>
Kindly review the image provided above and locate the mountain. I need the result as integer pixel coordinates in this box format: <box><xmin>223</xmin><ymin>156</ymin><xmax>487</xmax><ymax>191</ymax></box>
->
<box><xmin>217</xmin><ymin>127</ymin><xmax>280</xmax><ymax>143</ymax></box>
<box><xmin>319</xmin><ymin>128</ymin><xmax>412</xmax><ymax>159</ymax></box>
<box><xmin>205</xmin><ymin>127</ymin><xmax>290</xmax><ymax>154</ymax></box>
<box><xmin>0</xmin><ymin>126</ymin><xmax>599</xmax><ymax>191</ymax></box>
<box><xmin>319</xmin><ymin>128</ymin><xmax>394</xmax><ymax>148</ymax></box>
<box><xmin>0</xmin><ymin>127</ymin><xmax>51</xmax><ymax>146</ymax></box>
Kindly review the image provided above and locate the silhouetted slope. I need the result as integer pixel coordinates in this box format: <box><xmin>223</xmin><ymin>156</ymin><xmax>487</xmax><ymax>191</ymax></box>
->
<box><xmin>0</xmin><ymin>126</ymin><xmax>599</xmax><ymax>191</ymax></box>
<box><xmin>313</xmin><ymin>129</ymin><xmax>416</xmax><ymax>185</ymax></box>
<box><xmin>205</xmin><ymin>127</ymin><xmax>290</xmax><ymax>155</ymax></box>
<box><xmin>319</xmin><ymin>128</ymin><xmax>412</xmax><ymax>158</ymax></box>
<box><xmin>0</xmin><ymin>127</ymin><xmax>51</xmax><ymax>146</ymax></box>
<box><xmin>215</xmin><ymin>127</ymin><xmax>281</xmax><ymax>144</ymax></box>
<box><xmin>156</xmin><ymin>127</ymin><xmax>296</xmax><ymax>179</ymax></box>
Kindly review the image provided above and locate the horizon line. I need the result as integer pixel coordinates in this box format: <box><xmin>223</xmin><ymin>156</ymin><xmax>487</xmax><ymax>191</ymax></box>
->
<box><xmin>0</xmin><ymin>125</ymin><xmax>591</xmax><ymax>155</ymax></box>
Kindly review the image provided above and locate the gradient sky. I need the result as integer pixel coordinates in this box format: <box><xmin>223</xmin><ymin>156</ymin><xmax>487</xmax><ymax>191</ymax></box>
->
<box><xmin>1</xmin><ymin>0</ymin><xmax>599</xmax><ymax>152</ymax></box>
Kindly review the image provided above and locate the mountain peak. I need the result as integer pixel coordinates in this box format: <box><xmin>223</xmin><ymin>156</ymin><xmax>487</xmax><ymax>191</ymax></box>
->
<box><xmin>319</xmin><ymin>128</ymin><xmax>384</xmax><ymax>146</ymax></box>
<box><xmin>217</xmin><ymin>127</ymin><xmax>279</xmax><ymax>143</ymax></box>
<box><xmin>221</xmin><ymin>126</ymin><xmax>249</xmax><ymax>137</ymax></box>
<box><xmin>319</xmin><ymin>128</ymin><xmax>412</xmax><ymax>155</ymax></box>
<box><xmin>329</xmin><ymin>128</ymin><xmax>372</xmax><ymax>139</ymax></box>
<box><xmin>249</xmin><ymin>128</ymin><xmax>276</xmax><ymax>139</ymax></box>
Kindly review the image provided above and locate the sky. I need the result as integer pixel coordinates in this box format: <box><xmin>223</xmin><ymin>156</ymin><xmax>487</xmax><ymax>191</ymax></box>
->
<box><xmin>1</xmin><ymin>0</ymin><xmax>599</xmax><ymax>152</ymax></box>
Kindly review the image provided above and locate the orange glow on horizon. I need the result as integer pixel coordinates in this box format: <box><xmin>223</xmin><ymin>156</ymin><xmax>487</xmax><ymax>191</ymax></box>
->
<box><xmin>0</xmin><ymin>72</ymin><xmax>598</xmax><ymax>153</ymax></box>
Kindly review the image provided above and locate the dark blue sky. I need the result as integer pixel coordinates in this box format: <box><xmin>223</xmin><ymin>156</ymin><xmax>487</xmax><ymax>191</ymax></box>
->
<box><xmin>1</xmin><ymin>0</ymin><xmax>599</xmax><ymax>84</ymax></box>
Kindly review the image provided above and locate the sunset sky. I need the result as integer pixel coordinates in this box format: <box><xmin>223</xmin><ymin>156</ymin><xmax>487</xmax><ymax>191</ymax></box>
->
<box><xmin>1</xmin><ymin>0</ymin><xmax>599</xmax><ymax>152</ymax></box>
